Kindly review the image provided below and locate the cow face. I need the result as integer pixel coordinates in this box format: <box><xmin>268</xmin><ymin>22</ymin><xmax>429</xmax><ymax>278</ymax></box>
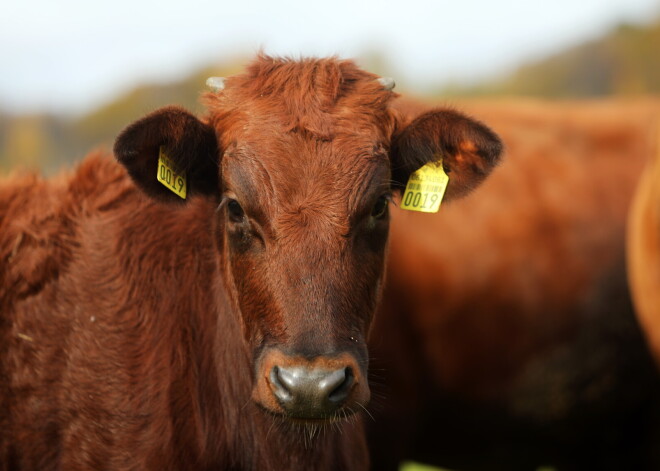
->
<box><xmin>114</xmin><ymin>56</ymin><xmax>502</xmax><ymax>423</ymax></box>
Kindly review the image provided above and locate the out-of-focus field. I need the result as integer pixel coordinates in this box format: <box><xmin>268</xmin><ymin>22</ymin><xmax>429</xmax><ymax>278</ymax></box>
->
<box><xmin>0</xmin><ymin>17</ymin><xmax>657</xmax><ymax>175</ymax></box>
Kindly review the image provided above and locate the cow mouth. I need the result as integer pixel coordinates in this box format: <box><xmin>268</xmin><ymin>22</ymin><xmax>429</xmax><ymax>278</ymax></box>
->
<box><xmin>256</xmin><ymin>402</ymin><xmax>363</xmax><ymax>424</ymax></box>
<box><xmin>255</xmin><ymin>404</ymin><xmax>366</xmax><ymax>446</ymax></box>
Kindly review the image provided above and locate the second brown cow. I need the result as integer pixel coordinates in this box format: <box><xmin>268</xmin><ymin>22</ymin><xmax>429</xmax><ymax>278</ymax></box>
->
<box><xmin>369</xmin><ymin>100</ymin><xmax>660</xmax><ymax>470</ymax></box>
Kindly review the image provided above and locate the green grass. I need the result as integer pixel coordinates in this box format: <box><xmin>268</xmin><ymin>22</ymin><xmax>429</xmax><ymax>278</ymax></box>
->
<box><xmin>400</xmin><ymin>463</ymin><xmax>557</xmax><ymax>471</ymax></box>
<box><xmin>400</xmin><ymin>462</ymin><xmax>454</xmax><ymax>471</ymax></box>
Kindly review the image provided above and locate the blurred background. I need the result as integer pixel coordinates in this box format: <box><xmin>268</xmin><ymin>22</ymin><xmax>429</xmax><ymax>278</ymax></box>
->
<box><xmin>0</xmin><ymin>0</ymin><xmax>658</xmax><ymax>174</ymax></box>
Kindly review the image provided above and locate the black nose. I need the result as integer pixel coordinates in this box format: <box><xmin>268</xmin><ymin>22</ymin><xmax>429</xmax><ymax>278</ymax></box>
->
<box><xmin>269</xmin><ymin>365</ymin><xmax>354</xmax><ymax>418</ymax></box>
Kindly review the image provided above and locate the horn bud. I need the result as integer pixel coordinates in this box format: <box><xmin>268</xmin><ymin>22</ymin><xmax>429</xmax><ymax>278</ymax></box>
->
<box><xmin>206</xmin><ymin>77</ymin><xmax>226</xmax><ymax>92</ymax></box>
<box><xmin>377</xmin><ymin>77</ymin><xmax>396</xmax><ymax>91</ymax></box>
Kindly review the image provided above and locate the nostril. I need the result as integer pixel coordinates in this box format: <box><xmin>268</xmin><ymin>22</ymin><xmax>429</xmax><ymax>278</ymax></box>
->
<box><xmin>269</xmin><ymin>366</ymin><xmax>292</xmax><ymax>402</ymax></box>
<box><xmin>268</xmin><ymin>364</ymin><xmax>357</xmax><ymax>414</ymax></box>
<box><xmin>327</xmin><ymin>367</ymin><xmax>354</xmax><ymax>403</ymax></box>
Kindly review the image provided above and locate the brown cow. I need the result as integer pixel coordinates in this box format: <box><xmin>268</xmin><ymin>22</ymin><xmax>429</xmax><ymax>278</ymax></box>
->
<box><xmin>0</xmin><ymin>56</ymin><xmax>501</xmax><ymax>470</ymax></box>
<box><xmin>369</xmin><ymin>100</ymin><xmax>660</xmax><ymax>470</ymax></box>
<box><xmin>628</xmin><ymin>123</ymin><xmax>660</xmax><ymax>367</ymax></box>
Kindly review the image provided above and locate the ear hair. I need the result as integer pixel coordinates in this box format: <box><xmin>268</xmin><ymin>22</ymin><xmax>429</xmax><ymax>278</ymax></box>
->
<box><xmin>391</xmin><ymin>109</ymin><xmax>503</xmax><ymax>201</ymax></box>
<box><xmin>114</xmin><ymin>106</ymin><xmax>220</xmax><ymax>203</ymax></box>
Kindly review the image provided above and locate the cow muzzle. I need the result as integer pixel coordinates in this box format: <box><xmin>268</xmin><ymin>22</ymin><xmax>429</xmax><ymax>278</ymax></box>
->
<box><xmin>253</xmin><ymin>349</ymin><xmax>370</xmax><ymax>420</ymax></box>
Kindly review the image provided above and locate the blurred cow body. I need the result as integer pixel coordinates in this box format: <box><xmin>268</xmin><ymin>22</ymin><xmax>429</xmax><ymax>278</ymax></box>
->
<box><xmin>628</xmin><ymin>123</ymin><xmax>660</xmax><ymax>369</ymax></box>
<box><xmin>369</xmin><ymin>100</ymin><xmax>660</xmax><ymax>470</ymax></box>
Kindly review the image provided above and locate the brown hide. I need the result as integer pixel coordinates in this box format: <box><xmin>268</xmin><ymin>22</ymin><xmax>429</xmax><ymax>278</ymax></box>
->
<box><xmin>0</xmin><ymin>56</ymin><xmax>502</xmax><ymax>470</ymax></box>
<box><xmin>369</xmin><ymin>99</ymin><xmax>660</xmax><ymax>470</ymax></box>
<box><xmin>628</xmin><ymin>122</ymin><xmax>660</xmax><ymax>367</ymax></box>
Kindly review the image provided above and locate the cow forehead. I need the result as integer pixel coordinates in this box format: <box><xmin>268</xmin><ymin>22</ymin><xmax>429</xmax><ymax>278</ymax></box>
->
<box><xmin>222</xmin><ymin>135</ymin><xmax>390</xmax><ymax>218</ymax></box>
<box><xmin>203</xmin><ymin>55</ymin><xmax>397</xmax><ymax>143</ymax></box>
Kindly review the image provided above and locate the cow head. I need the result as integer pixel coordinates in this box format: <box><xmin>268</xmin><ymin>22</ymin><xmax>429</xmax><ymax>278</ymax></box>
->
<box><xmin>114</xmin><ymin>56</ymin><xmax>502</xmax><ymax>423</ymax></box>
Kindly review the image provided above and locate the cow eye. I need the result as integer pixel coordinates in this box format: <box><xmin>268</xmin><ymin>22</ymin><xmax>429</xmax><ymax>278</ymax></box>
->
<box><xmin>371</xmin><ymin>195</ymin><xmax>389</xmax><ymax>219</ymax></box>
<box><xmin>227</xmin><ymin>199</ymin><xmax>245</xmax><ymax>222</ymax></box>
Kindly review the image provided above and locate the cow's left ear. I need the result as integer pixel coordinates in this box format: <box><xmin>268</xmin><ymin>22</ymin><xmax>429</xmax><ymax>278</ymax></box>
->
<box><xmin>391</xmin><ymin>109</ymin><xmax>503</xmax><ymax>201</ymax></box>
<box><xmin>114</xmin><ymin>106</ymin><xmax>220</xmax><ymax>203</ymax></box>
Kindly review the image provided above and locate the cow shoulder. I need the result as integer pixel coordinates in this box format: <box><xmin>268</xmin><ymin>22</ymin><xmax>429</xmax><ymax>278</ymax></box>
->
<box><xmin>0</xmin><ymin>153</ymin><xmax>133</xmax><ymax>304</ymax></box>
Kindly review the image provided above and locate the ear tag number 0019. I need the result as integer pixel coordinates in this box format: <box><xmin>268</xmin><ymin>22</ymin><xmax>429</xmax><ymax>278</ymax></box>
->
<box><xmin>157</xmin><ymin>146</ymin><xmax>187</xmax><ymax>199</ymax></box>
<box><xmin>400</xmin><ymin>160</ymin><xmax>449</xmax><ymax>213</ymax></box>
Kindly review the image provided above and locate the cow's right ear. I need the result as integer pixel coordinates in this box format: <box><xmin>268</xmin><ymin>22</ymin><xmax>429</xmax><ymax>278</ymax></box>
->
<box><xmin>114</xmin><ymin>106</ymin><xmax>220</xmax><ymax>203</ymax></box>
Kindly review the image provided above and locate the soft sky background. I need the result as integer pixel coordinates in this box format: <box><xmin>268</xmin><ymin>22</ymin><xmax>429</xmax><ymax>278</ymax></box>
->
<box><xmin>1</xmin><ymin>0</ymin><xmax>659</xmax><ymax>115</ymax></box>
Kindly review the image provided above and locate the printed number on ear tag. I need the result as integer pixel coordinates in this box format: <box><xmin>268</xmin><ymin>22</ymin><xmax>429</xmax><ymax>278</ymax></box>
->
<box><xmin>400</xmin><ymin>160</ymin><xmax>449</xmax><ymax>213</ymax></box>
<box><xmin>157</xmin><ymin>146</ymin><xmax>187</xmax><ymax>199</ymax></box>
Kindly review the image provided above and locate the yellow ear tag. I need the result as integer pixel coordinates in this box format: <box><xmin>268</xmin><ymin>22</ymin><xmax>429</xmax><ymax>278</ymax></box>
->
<box><xmin>157</xmin><ymin>146</ymin><xmax>187</xmax><ymax>199</ymax></box>
<box><xmin>400</xmin><ymin>160</ymin><xmax>449</xmax><ymax>213</ymax></box>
